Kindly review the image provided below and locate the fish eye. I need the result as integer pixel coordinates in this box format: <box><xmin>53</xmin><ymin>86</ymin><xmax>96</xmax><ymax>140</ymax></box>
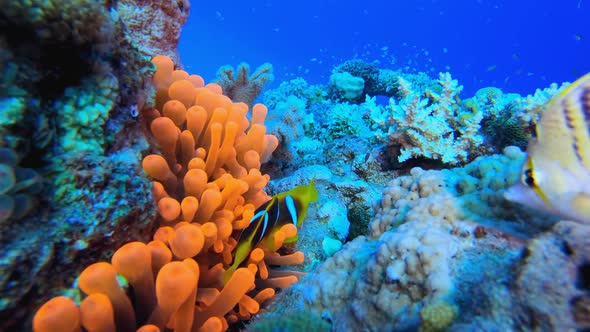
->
<box><xmin>523</xmin><ymin>168</ymin><xmax>535</xmax><ymax>187</ymax></box>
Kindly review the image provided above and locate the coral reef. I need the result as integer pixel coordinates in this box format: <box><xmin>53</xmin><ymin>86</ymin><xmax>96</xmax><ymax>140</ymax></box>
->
<box><xmin>263</xmin><ymin>78</ymin><xmax>386</xmax><ymax>180</ymax></box>
<box><xmin>482</xmin><ymin>104</ymin><xmax>533</xmax><ymax>151</ymax></box>
<box><xmin>262</xmin><ymin>77</ymin><xmax>327</xmax><ymax>110</ymax></box>
<box><xmin>31</xmin><ymin>55</ymin><xmax>308</xmax><ymax>331</ymax></box>
<box><xmin>330</xmin><ymin>60</ymin><xmax>442</xmax><ymax>101</ymax></box>
<box><xmin>258</xmin><ymin>147</ymin><xmax>563</xmax><ymax>331</ymax></box>
<box><xmin>331</xmin><ymin>59</ymin><xmax>399</xmax><ymax>100</ymax></box>
<box><xmin>242</xmin><ymin>60</ymin><xmax>586</xmax><ymax>331</ymax></box>
<box><xmin>1</xmin><ymin>2</ymin><xmax>584</xmax><ymax>330</ymax></box>
<box><xmin>513</xmin><ymin>81</ymin><xmax>566</xmax><ymax>124</ymax></box>
<box><xmin>468</xmin><ymin>87</ymin><xmax>532</xmax><ymax>151</ymax></box>
<box><xmin>0</xmin><ymin>1</ymin><xmax>187</xmax><ymax>330</ymax></box>
<box><xmin>265</xmin><ymin>164</ymin><xmax>380</xmax><ymax>266</ymax></box>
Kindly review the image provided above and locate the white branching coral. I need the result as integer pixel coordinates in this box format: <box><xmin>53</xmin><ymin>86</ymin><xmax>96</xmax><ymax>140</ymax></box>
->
<box><xmin>514</xmin><ymin>82</ymin><xmax>566</xmax><ymax>124</ymax></box>
<box><xmin>374</xmin><ymin>72</ymin><xmax>484</xmax><ymax>164</ymax></box>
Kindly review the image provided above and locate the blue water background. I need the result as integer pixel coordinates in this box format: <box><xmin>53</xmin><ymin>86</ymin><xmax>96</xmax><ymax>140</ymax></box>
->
<box><xmin>179</xmin><ymin>0</ymin><xmax>589</xmax><ymax>96</ymax></box>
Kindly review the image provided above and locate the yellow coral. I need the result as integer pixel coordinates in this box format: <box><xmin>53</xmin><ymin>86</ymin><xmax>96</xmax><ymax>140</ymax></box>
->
<box><xmin>420</xmin><ymin>301</ymin><xmax>458</xmax><ymax>332</ymax></box>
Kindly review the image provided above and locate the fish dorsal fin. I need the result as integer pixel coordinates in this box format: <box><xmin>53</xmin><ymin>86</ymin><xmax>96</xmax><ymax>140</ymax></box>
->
<box><xmin>534</xmin><ymin>73</ymin><xmax>590</xmax><ymax>175</ymax></box>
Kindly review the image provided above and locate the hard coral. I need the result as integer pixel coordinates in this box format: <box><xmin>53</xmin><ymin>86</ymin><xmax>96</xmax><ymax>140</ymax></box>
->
<box><xmin>333</xmin><ymin>59</ymin><xmax>379</xmax><ymax>98</ymax></box>
<box><xmin>420</xmin><ymin>301</ymin><xmax>458</xmax><ymax>332</ymax></box>
<box><xmin>114</xmin><ymin>0</ymin><xmax>190</xmax><ymax>64</ymax></box>
<box><xmin>373</xmin><ymin>72</ymin><xmax>484</xmax><ymax>165</ymax></box>
<box><xmin>328</xmin><ymin>72</ymin><xmax>365</xmax><ymax>102</ymax></box>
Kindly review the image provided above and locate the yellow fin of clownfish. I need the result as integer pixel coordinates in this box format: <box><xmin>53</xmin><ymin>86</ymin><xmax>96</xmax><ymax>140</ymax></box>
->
<box><xmin>504</xmin><ymin>73</ymin><xmax>590</xmax><ymax>224</ymax></box>
<box><xmin>222</xmin><ymin>178</ymin><xmax>318</xmax><ymax>283</ymax></box>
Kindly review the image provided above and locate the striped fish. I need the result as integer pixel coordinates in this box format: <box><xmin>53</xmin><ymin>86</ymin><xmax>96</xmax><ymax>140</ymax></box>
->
<box><xmin>505</xmin><ymin>73</ymin><xmax>590</xmax><ymax>224</ymax></box>
<box><xmin>223</xmin><ymin>179</ymin><xmax>318</xmax><ymax>282</ymax></box>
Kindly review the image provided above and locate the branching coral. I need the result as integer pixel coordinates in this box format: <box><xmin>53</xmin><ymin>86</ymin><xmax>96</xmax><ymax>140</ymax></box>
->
<box><xmin>513</xmin><ymin>82</ymin><xmax>565</xmax><ymax>125</ymax></box>
<box><xmin>372</xmin><ymin>72</ymin><xmax>484</xmax><ymax>164</ymax></box>
<box><xmin>216</xmin><ymin>63</ymin><xmax>274</xmax><ymax>106</ymax></box>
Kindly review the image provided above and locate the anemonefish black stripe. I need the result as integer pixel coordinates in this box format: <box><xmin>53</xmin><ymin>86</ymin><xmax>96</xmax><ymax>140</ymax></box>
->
<box><xmin>276</xmin><ymin>200</ymin><xmax>282</xmax><ymax>222</ymax></box>
<box><xmin>265</xmin><ymin>199</ymin><xmax>280</xmax><ymax>243</ymax></box>
<box><xmin>251</xmin><ymin>210</ymin><xmax>265</xmax><ymax>225</ymax></box>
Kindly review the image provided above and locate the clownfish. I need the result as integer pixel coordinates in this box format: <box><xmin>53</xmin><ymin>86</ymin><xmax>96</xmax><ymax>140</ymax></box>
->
<box><xmin>504</xmin><ymin>73</ymin><xmax>590</xmax><ymax>224</ymax></box>
<box><xmin>223</xmin><ymin>179</ymin><xmax>318</xmax><ymax>282</ymax></box>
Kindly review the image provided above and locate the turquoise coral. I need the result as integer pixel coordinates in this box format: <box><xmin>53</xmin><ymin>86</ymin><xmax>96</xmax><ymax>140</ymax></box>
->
<box><xmin>0</xmin><ymin>1</ymin><xmax>157</xmax><ymax>330</ymax></box>
<box><xmin>55</xmin><ymin>75</ymin><xmax>117</xmax><ymax>154</ymax></box>
<box><xmin>0</xmin><ymin>98</ymin><xmax>25</xmax><ymax>127</ymax></box>
<box><xmin>248</xmin><ymin>311</ymin><xmax>331</xmax><ymax>332</ymax></box>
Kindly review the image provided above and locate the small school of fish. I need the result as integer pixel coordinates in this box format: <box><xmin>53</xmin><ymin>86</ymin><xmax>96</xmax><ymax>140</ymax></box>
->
<box><xmin>505</xmin><ymin>73</ymin><xmax>590</xmax><ymax>224</ymax></box>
